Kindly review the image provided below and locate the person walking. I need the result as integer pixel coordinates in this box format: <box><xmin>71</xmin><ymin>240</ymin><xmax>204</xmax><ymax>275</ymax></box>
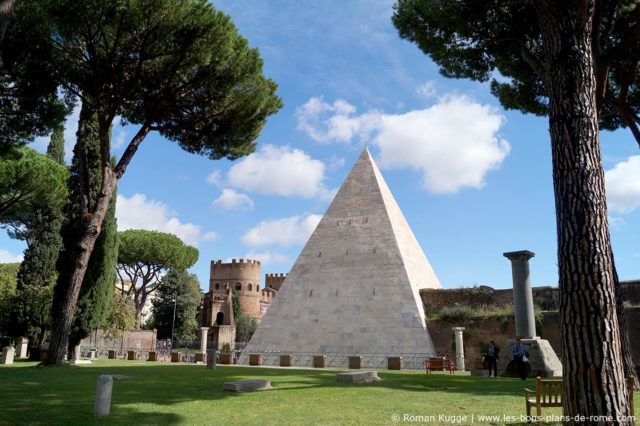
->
<box><xmin>485</xmin><ymin>340</ymin><xmax>500</xmax><ymax>377</ymax></box>
<box><xmin>511</xmin><ymin>337</ymin><xmax>528</xmax><ymax>380</ymax></box>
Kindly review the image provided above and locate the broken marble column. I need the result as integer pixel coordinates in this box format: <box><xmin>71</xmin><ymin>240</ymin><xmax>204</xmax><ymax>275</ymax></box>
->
<box><xmin>200</xmin><ymin>327</ymin><xmax>209</xmax><ymax>355</ymax></box>
<box><xmin>503</xmin><ymin>250</ymin><xmax>537</xmax><ymax>338</ymax></box>
<box><xmin>207</xmin><ymin>349</ymin><xmax>217</xmax><ymax>369</ymax></box>
<box><xmin>73</xmin><ymin>345</ymin><xmax>81</xmax><ymax>362</ymax></box>
<box><xmin>94</xmin><ymin>375</ymin><xmax>113</xmax><ymax>417</ymax></box>
<box><xmin>16</xmin><ymin>338</ymin><xmax>28</xmax><ymax>358</ymax></box>
<box><xmin>452</xmin><ymin>327</ymin><xmax>465</xmax><ymax>372</ymax></box>
<box><xmin>1</xmin><ymin>346</ymin><xmax>15</xmax><ymax>365</ymax></box>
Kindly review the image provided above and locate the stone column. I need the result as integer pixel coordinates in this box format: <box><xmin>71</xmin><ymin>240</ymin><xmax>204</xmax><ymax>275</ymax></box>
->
<box><xmin>452</xmin><ymin>327</ymin><xmax>465</xmax><ymax>372</ymax></box>
<box><xmin>16</xmin><ymin>338</ymin><xmax>28</xmax><ymax>358</ymax></box>
<box><xmin>200</xmin><ymin>327</ymin><xmax>209</xmax><ymax>353</ymax></box>
<box><xmin>94</xmin><ymin>375</ymin><xmax>113</xmax><ymax>417</ymax></box>
<box><xmin>73</xmin><ymin>345</ymin><xmax>81</xmax><ymax>362</ymax></box>
<box><xmin>503</xmin><ymin>250</ymin><xmax>537</xmax><ymax>338</ymax></box>
<box><xmin>1</xmin><ymin>346</ymin><xmax>15</xmax><ymax>365</ymax></box>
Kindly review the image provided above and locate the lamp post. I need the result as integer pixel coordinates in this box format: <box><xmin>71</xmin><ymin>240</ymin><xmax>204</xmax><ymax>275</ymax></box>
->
<box><xmin>170</xmin><ymin>292</ymin><xmax>177</xmax><ymax>349</ymax></box>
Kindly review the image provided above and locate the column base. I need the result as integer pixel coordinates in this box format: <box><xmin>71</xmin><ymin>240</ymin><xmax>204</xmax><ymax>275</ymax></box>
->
<box><xmin>498</xmin><ymin>338</ymin><xmax>562</xmax><ymax>378</ymax></box>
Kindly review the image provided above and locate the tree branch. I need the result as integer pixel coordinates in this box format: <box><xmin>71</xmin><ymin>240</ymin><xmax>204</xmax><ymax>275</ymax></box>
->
<box><xmin>114</xmin><ymin>123</ymin><xmax>151</xmax><ymax>179</ymax></box>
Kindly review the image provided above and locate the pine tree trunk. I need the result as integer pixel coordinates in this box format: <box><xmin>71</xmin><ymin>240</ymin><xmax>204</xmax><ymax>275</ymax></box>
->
<box><xmin>535</xmin><ymin>0</ymin><xmax>631</xmax><ymax>421</ymax></box>
<box><xmin>45</xmin><ymin>171</ymin><xmax>117</xmax><ymax>365</ymax></box>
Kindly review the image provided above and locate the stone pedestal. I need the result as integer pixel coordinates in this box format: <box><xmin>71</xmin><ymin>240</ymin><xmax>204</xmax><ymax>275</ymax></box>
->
<box><xmin>108</xmin><ymin>350</ymin><xmax>116</xmax><ymax>359</ymax></box>
<box><xmin>127</xmin><ymin>350</ymin><xmax>137</xmax><ymax>361</ymax></box>
<box><xmin>504</xmin><ymin>250</ymin><xmax>537</xmax><ymax>338</ymax></box>
<box><xmin>387</xmin><ymin>357</ymin><xmax>403</xmax><ymax>370</ymax></box>
<box><xmin>313</xmin><ymin>355</ymin><xmax>326</xmax><ymax>368</ymax></box>
<box><xmin>195</xmin><ymin>352</ymin><xmax>206</xmax><ymax>363</ymax></box>
<box><xmin>206</xmin><ymin>349</ymin><xmax>217</xmax><ymax>369</ymax></box>
<box><xmin>219</xmin><ymin>353</ymin><xmax>232</xmax><ymax>365</ymax></box>
<box><xmin>170</xmin><ymin>352</ymin><xmax>181</xmax><ymax>363</ymax></box>
<box><xmin>1</xmin><ymin>346</ymin><xmax>15</xmax><ymax>365</ymax></box>
<box><xmin>280</xmin><ymin>354</ymin><xmax>292</xmax><ymax>367</ymax></box>
<box><xmin>249</xmin><ymin>354</ymin><xmax>262</xmax><ymax>366</ymax></box>
<box><xmin>88</xmin><ymin>350</ymin><xmax>97</xmax><ymax>359</ymax></box>
<box><xmin>148</xmin><ymin>351</ymin><xmax>157</xmax><ymax>362</ymax></box>
<box><xmin>453</xmin><ymin>327</ymin><xmax>465</xmax><ymax>372</ymax></box>
<box><xmin>348</xmin><ymin>356</ymin><xmax>364</xmax><ymax>369</ymax></box>
<box><xmin>210</xmin><ymin>325</ymin><xmax>236</xmax><ymax>351</ymax></box>
<box><xmin>16</xmin><ymin>338</ymin><xmax>28</xmax><ymax>358</ymax></box>
<box><xmin>498</xmin><ymin>338</ymin><xmax>562</xmax><ymax>378</ymax></box>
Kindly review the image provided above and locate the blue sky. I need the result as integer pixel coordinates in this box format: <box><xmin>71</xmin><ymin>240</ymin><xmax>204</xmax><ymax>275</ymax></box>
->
<box><xmin>2</xmin><ymin>0</ymin><xmax>639</xmax><ymax>291</ymax></box>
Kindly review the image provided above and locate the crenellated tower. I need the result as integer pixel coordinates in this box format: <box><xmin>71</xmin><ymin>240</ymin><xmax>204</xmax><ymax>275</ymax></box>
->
<box><xmin>208</xmin><ymin>258</ymin><xmax>262</xmax><ymax>320</ymax></box>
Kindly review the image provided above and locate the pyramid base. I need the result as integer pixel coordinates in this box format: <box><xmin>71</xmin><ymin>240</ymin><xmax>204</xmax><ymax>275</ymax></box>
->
<box><xmin>498</xmin><ymin>338</ymin><xmax>562</xmax><ymax>378</ymax></box>
<box><xmin>237</xmin><ymin>352</ymin><xmax>434</xmax><ymax>370</ymax></box>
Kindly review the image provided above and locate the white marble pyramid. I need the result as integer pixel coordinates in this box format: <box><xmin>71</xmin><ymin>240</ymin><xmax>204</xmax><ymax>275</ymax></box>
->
<box><xmin>243</xmin><ymin>147</ymin><xmax>441</xmax><ymax>363</ymax></box>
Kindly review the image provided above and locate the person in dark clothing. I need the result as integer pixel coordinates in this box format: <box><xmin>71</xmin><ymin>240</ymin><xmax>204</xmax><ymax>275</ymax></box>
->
<box><xmin>485</xmin><ymin>340</ymin><xmax>500</xmax><ymax>377</ymax></box>
<box><xmin>511</xmin><ymin>337</ymin><xmax>528</xmax><ymax>380</ymax></box>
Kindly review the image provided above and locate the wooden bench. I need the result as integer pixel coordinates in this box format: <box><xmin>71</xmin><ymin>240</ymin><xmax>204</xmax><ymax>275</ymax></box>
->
<box><xmin>525</xmin><ymin>377</ymin><xmax>635</xmax><ymax>422</ymax></box>
<box><xmin>425</xmin><ymin>358</ymin><xmax>456</xmax><ymax>374</ymax></box>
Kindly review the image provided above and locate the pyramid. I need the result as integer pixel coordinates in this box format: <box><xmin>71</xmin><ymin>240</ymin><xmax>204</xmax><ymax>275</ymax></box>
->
<box><xmin>243</xmin><ymin>147</ymin><xmax>441</xmax><ymax>363</ymax></box>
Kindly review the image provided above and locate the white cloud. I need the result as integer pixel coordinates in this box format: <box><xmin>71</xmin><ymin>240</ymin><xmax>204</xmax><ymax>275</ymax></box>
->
<box><xmin>116</xmin><ymin>193</ymin><xmax>217</xmax><ymax>246</ymax></box>
<box><xmin>296</xmin><ymin>95</ymin><xmax>510</xmax><ymax>193</ymax></box>
<box><xmin>113</xmin><ymin>129</ymin><xmax>127</xmax><ymax>149</ymax></box>
<box><xmin>296</xmin><ymin>96</ymin><xmax>381</xmax><ymax>144</ymax></box>
<box><xmin>242</xmin><ymin>214</ymin><xmax>322</xmax><ymax>247</ymax></box>
<box><xmin>228</xmin><ymin>144</ymin><xmax>334</xmax><ymax>199</ymax></box>
<box><xmin>0</xmin><ymin>249</ymin><xmax>23</xmax><ymax>263</ymax></box>
<box><xmin>244</xmin><ymin>250</ymin><xmax>289</xmax><ymax>265</ymax></box>
<box><xmin>417</xmin><ymin>81</ymin><xmax>437</xmax><ymax>99</ymax></box>
<box><xmin>206</xmin><ymin>170</ymin><xmax>223</xmax><ymax>187</ymax></box>
<box><xmin>212</xmin><ymin>189</ymin><xmax>254</xmax><ymax>211</ymax></box>
<box><xmin>605</xmin><ymin>156</ymin><xmax>640</xmax><ymax>214</ymax></box>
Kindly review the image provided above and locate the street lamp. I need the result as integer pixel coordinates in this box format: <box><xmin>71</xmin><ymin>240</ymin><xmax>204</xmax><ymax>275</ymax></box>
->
<box><xmin>170</xmin><ymin>292</ymin><xmax>177</xmax><ymax>349</ymax></box>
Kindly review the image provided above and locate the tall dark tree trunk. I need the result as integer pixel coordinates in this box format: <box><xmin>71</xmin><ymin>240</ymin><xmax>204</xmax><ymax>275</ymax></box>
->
<box><xmin>46</xmin><ymin>170</ymin><xmax>116</xmax><ymax>365</ymax></box>
<box><xmin>0</xmin><ymin>0</ymin><xmax>15</xmax><ymax>57</ymax></box>
<box><xmin>536</xmin><ymin>0</ymin><xmax>631</xmax><ymax>421</ymax></box>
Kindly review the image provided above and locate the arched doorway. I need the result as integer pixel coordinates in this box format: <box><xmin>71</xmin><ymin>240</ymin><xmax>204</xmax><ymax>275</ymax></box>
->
<box><xmin>216</xmin><ymin>312</ymin><xmax>224</xmax><ymax>325</ymax></box>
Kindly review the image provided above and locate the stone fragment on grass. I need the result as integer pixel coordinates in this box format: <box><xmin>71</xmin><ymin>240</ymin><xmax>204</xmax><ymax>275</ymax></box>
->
<box><xmin>222</xmin><ymin>379</ymin><xmax>271</xmax><ymax>392</ymax></box>
<box><xmin>336</xmin><ymin>370</ymin><xmax>381</xmax><ymax>384</ymax></box>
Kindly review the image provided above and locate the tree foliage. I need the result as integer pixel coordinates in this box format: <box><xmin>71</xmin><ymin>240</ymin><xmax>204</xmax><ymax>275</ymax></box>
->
<box><xmin>235</xmin><ymin>314</ymin><xmax>258</xmax><ymax>343</ymax></box>
<box><xmin>0</xmin><ymin>147</ymin><xmax>68</xmax><ymax>223</ymax></box>
<box><xmin>151</xmin><ymin>269</ymin><xmax>202</xmax><ymax>342</ymax></box>
<box><xmin>4</xmin><ymin>0</ymin><xmax>281</xmax><ymax>364</ymax></box>
<box><xmin>116</xmin><ymin>230</ymin><xmax>198</xmax><ymax>326</ymax></box>
<box><xmin>103</xmin><ymin>293</ymin><xmax>135</xmax><ymax>340</ymax></box>
<box><xmin>0</xmin><ymin>262</ymin><xmax>18</xmax><ymax>336</ymax></box>
<box><xmin>392</xmin><ymin>0</ymin><xmax>640</xmax><ymax>149</ymax></box>
<box><xmin>46</xmin><ymin>125</ymin><xmax>65</xmax><ymax>165</ymax></box>
<box><xmin>232</xmin><ymin>289</ymin><xmax>241</xmax><ymax>324</ymax></box>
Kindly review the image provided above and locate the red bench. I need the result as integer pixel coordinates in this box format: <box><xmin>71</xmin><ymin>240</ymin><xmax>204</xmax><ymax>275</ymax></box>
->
<box><xmin>425</xmin><ymin>358</ymin><xmax>456</xmax><ymax>374</ymax></box>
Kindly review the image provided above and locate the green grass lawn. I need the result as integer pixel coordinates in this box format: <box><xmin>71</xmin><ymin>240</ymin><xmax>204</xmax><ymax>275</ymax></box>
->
<box><xmin>0</xmin><ymin>360</ymin><xmax>620</xmax><ymax>425</ymax></box>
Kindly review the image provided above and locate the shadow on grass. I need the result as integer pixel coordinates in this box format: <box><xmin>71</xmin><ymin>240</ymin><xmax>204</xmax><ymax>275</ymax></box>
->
<box><xmin>0</xmin><ymin>361</ymin><xmax>540</xmax><ymax>424</ymax></box>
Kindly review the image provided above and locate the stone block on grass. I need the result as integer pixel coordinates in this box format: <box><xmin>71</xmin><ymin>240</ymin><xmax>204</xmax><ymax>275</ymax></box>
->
<box><xmin>223</xmin><ymin>379</ymin><xmax>271</xmax><ymax>392</ymax></box>
<box><xmin>336</xmin><ymin>370</ymin><xmax>381</xmax><ymax>384</ymax></box>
